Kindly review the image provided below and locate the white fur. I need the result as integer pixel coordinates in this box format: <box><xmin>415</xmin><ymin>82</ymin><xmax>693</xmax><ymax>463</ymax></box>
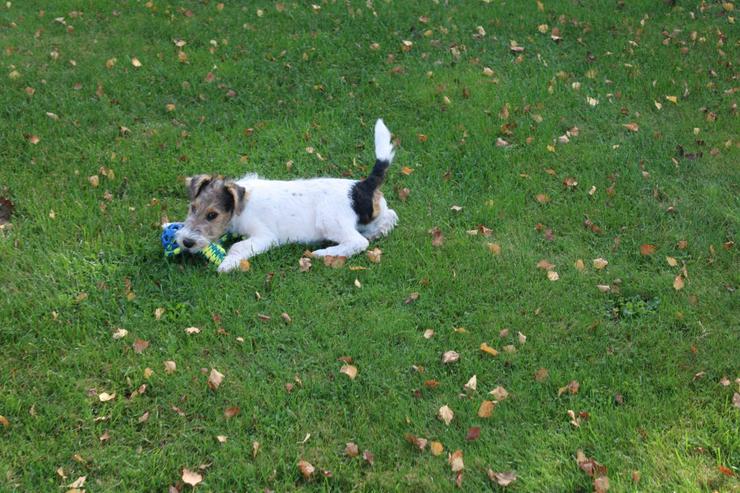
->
<box><xmin>217</xmin><ymin>120</ymin><xmax>397</xmax><ymax>273</ymax></box>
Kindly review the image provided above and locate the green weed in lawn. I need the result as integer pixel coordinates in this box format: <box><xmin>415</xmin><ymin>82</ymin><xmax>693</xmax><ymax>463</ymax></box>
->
<box><xmin>0</xmin><ymin>1</ymin><xmax>738</xmax><ymax>491</ymax></box>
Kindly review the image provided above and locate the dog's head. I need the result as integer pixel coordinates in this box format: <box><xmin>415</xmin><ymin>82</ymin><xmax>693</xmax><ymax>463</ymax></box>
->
<box><xmin>176</xmin><ymin>175</ymin><xmax>246</xmax><ymax>252</ymax></box>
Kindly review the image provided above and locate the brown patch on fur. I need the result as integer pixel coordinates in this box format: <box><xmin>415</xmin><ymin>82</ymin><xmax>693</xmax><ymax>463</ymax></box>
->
<box><xmin>371</xmin><ymin>190</ymin><xmax>383</xmax><ymax>220</ymax></box>
<box><xmin>184</xmin><ymin>176</ymin><xmax>247</xmax><ymax>242</ymax></box>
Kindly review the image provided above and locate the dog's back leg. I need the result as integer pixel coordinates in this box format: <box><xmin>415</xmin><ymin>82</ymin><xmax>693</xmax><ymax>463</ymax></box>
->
<box><xmin>312</xmin><ymin>229</ymin><xmax>369</xmax><ymax>258</ymax></box>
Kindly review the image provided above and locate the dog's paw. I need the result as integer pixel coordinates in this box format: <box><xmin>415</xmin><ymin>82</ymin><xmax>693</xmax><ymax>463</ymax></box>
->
<box><xmin>217</xmin><ymin>256</ymin><xmax>241</xmax><ymax>273</ymax></box>
<box><xmin>310</xmin><ymin>248</ymin><xmax>330</xmax><ymax>257</ymax></box>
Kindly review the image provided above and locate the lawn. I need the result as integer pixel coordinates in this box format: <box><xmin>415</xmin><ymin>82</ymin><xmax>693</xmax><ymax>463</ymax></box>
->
<box><xmin>0</xmin><ymin>0</ymin><xmax>738</xmax><ymax>491</ymax></box>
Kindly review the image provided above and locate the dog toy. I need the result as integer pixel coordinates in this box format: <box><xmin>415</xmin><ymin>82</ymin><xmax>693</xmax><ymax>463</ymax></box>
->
<box><xmin>161</xmin><ymin>222</ymin><xmax>239</xmax><ymax>266</ymax></box>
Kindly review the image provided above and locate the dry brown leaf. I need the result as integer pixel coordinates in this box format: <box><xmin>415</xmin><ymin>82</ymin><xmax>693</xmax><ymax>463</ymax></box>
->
<box><xmin>575</xmin><ymin>259</ymin><xmax>585</xmax><ymax>271</ymax></box>
<box><xmin>208</xmin><ymin>368</ymin><xmax>224</xmax><ymax>390</ymax></box>
<box><xmin>345</xmin><ymin>442</ymin><xmax>359</xmax><ymax>457</ymax></box>
<box><xmin>404</xmin><ymin>292</ymin><xmax>420</xmax><ymax>304</ymax></box>
<box><xmin>466</xmin><ymin>426</ymin><xmax>481</xmax><ymax>441</ymax></box>
<box><xmin>480</xmin><ymin>343</ymin><xmax>498</xmax><ymax>357</ymax></box>
<box><xmin>478</xmin><ymin>400</ymin><xmax>495</xmax><ymax>418</ymax></box>
<box><xmin>340</xmin><ymin>364</ymin><xmax>358</xmax><ymax>380</ymax></box>
<box><xmin>298</xmin><ymin>460</ymin><xmax>315</xmax><ymax>480</ymax></box>
<box><xmin>430</xmin><ymin>441</ymin><xmax>444</xmax><ymax>456</ymax></box>
<box><xmin>112</xmin><ymin>328</ymin><xmax>128</xmax><ymax>339</ymax></box>
<box><xmin>68</xmin><ymin>476</ymin><xmax>87</xmax><ymax>488</ymax></box>
<box><xmin>323</xmin><ymin>255</ymin><xmax>346</xmax><ymax>268</ymax></box>
<box><xmin>299</xmin><ymin>257</ymin><xmax>312</xmax><ymax>272</ymax></box>
<box><xmin>441</xmin><ymin>351</ymin><xmax>460</xmax><ymax>364</ymax></box>
<box><xmin>367</xmin><ymin>247</ymin><xmax>382</xmax><ymax>263</ymax></box>
<box><xmin>558</xmin><ymin>380</ymin><xmax>580</xmax><ymax>396</ymax></box>
<box><xmin>98</xmin><ymin>392</ymin><xmax>116</xmax><ymax>402</ymax></box>
<box><xmin>401</xmin><ymin>166</ymin><xmax>414</xmax><ymax>175</ymax></box>
<box><xmin>593</xmin><ymin>258</ymin><xmax>609</xmax><ymax>269</ymax></box>
<box><xmin>517</xmin><ymin>331</ymin><xmax>527</xmax><ymax>345</ymax></box>
<box><xmin>673</xmin><ymin>274</ymin><xmax>685</xmax><ymax>290</ymax></box>
<box><xmin>430</xmin><ymin>227</ymin><xmax>444</xmax><ymax>247</ymax></box>
<box><xmin>362</xmin><ymin>449</ymin><xmax>374</xmax><ymax>465</ymax></box>
<box><xmin>537</xmin><ymin>259</ymin><xmax>555</xmax><ymax>270</ymax></box>
<box><xmin>535</xmin><ymin>193</ymin><xmax>551</xmax><ymax>204</ymax></box>
<box><xmin>489</xmin><ymin>386</ymin><xmax>509</xmax><ymax>401</ymax></box>
<box><xmin>182</xmin><ymin>468</ymin><xmax>203</xmax><ymax>487</ymax></box>
<box><xmin>487</xmin><ymin>242</ymin><xmax>502</xmax><ymax>255</ymax></box>
<box><xmin>623</xmin><ymin>123</ymin><xmax>639</xmax><ymax>132</ymax></box>
<box><xmin>132</xmin><ymin>339</ymin><xmax>149</xmax><ymax>354</ymax></box>
<box><xmin>488</xmin><ymin>470</ymin><xmax>517</xmax><ymax>487</ymax></box>
<box><xmin>398</xmin><ymin>187</ymin><xmax>410</xmax><ymax>202</ymax></box>
<box><xmin>0</xmin><ymin>415</ymin><xmax>9</xmax><ymax>427</ymax></box>
<box><xmin>503</xmin><ymin>344</ymin><xmax>517</xmax><ymax>353</ymax></box>
<box><xmin>534</xmin><ymin>368</ymin><xmax>549</xmax><ymax>382</ymax></box>
<box><xmin>639</xmin><ymin>244</ymin><xmax>656</xmax><ymax>255</ymax></box>
<box><xmin>449</xmin><ymin>449</ymin><xmax>464</xmax><ymax>472</ymax></box>
<box><xmin>224</xmin><ymin>406</ymin><xmax>240</xmax><ymax>418</ymax></box>
<box><xmin>438</xmin><ymin>405</ymin><xmax>454</xmax><ymax>425</ymax></box>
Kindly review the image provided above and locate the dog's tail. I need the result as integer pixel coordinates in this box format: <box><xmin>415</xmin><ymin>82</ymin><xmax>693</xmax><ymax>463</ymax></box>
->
<box><xmin>350</xmin><ymin>119</ymin><xmax>395</xmax><ymax>224</ymax></box>
<box><xmin>361</xmin><ymin>119</ymin><xmax>395</xmax><ymax>191</ymax></box>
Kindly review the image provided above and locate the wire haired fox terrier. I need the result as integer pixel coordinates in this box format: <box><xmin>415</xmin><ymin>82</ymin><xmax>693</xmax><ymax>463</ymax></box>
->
<box><xmin>176</xmin><ymin>119</ymin><xmax>398</xmax><ymax>273</ymax></box>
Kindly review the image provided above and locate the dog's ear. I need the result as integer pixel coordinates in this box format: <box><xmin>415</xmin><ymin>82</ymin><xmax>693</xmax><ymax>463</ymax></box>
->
<box><xmin>223</xmin><ymin>181</ymin><xmax>247</xmax><ymax>214</ymax></box>
<box><xmin>186</xmin><ymin>175</ymin><xmax>212</xmax><ymax>200</ymax></box>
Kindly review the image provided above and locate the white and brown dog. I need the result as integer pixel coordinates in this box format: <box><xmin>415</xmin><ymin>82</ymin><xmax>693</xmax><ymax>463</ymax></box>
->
<box><xmin>176</xmin><ymin>119</ymin><xmax>398</xmax><ymax>273</ymax></box>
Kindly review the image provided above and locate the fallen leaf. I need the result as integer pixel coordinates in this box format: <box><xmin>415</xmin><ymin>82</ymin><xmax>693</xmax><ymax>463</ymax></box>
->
<box><xmin>367</xmin><ymin>247</ymin><xmax>382</xmax><ymax>263</ymax></box>
<box><xmin>438</xmin><ymin>405</ymin><xmax>454</xmax><ymax>425</ymax></box>
<box><xmin>252</xmin><ymin>441</ymin><xmax>260</xmax><ymax>458</ymax></box>
<box><xmin>733</xmin><ymin>393</ymin><xmax>740</xmax><ymax>409</ymax></box>
<box><xmin>138</xmin><ymin>411</ymin><xmax>150</xmax><ymax>423</ymax></box>
<box><xmin>401</xmin><ymin>166</ymin><xmax>414</xmax><ymax>175</ymax></box>
<box><xmin>594</xmin><ymin>475</ymin><xmax>610</xmax><ymax>492</ymax></box>
<box><xmin>0</xmin><ymin>415</ymin><xmax>9</xmax><ymax>427</ymax></box>
<box><xmin>503</xmin><ymin>344</ymin><xmax>517</xmax><ymax>353</ymax></box>
<box><xmin>558</xmin><ymin>380</ymin><xmax>580</xmax><ymax>396</ymax></box>
<box><xmin>442</xmin><ymin>351</ymin><xmax>460</xmax><ymax>364</ymax></box>
<box><xmin>534</xmin><ymin>368</ymin><xmax>549</xmax><ymax>382</ymax></box>
<box><xmin>143</xmin><ymin>368</ymin><xmax>153</xmax><ymax>379</ymax></box>
<box><xmin>299</xmin><ymin>257</ymin><xmax>312</xmax><ymax>272</ymax></box>
<box><xmin>216</xmin><ymin>435</ymin><xmax>227</xmax><ymax>443</ymax></box>
<box><xmin>88</xmin><ymin>175</ymin><xmax>100</xmax><ymax>187</ymax></box>
<box><xmin>517</xmin><ymin>332</ymin><xmax>527</xmax><ymax>344</ymax></box>
<box><xmin>535</xmin><ymin>193</ymin><xmax>551</xmax><ymax>204</ymax></box>
<box><xmin>98</xmin><ymin>392</ymin><xmax>116</xmax><ymax>402</ymax></box>
<box><xmin>68</xmin><ymin>476</ymin><xmax>86</xmax><ymax>488</ymax></box>
<box><xmin>593</xmin><ymin>258</ymin><xmax>609</xmax><ymax>269</ymax></box>
<box><xmin>623</xmin><ymin>123</ymin><xmax>639</xmax><ymax>132</ymax></box>
<box><xmin>430</xmin><ymin>441</ymin><xmax>444</xmax><ymax>456</ymax></box>
<box><xmin>340</xmin><ymin>364</ymin><xmax>358</xmax><ymax>380</ymax></box>
<box><xmin>576</xmin><ymin>449</ymin><xmax>608</xmax><ymax>478</ymax></box>
<box><xmin>224</xmin><ymin>406</ymin><xmax>240</xmax><ymax>418</ymax></box>
<box><xmin>423</xmin><ymin>329</ymin><xmax>434</xmax><ymax>339</ymax></box>
<box><xmin>184</xmin><ymin>327</ymin><xmax>200</xmax><ymax>334</ymax></box>
<box><xmin>132</xmin><ymin>339</ymin><xmax>149</xmax><ymax>354</ymax></box>
<box><xmin>398</xmin><ymin>187</ymin><xmax>410</xmax><ymax>201</ymax></box>
<box><xmin>131</xmin><ymin>57</ymin><xmax>142</xmax><ymax>68</ymax></box>
<box><xmin>665</xmin><ymin>95</ymin><xmax>678</xmax><ymax>104</ymax></box>
<box><xmin>208</xmin><ymin>368</ymin><xmax>224</xmax><ymax>390</ymax></box>
<box><xmin>464</xmin><ymin>375</ymin><xmax>477</xmax><ymax>392</ymax></box>
<box><xmin>345</xmin><ymin>442</ymin><xmax>359</xmax><ymax>457</ymax></box>
<box><xmin>430</xmin><ymin>227</ymin><xmax>444</xmax><ymax>247</ymax></box>
<box><xmin>478</xmin><ymin>400</ymin><xmax>495</xmax><ymax>418</ymax></box>
<box><xmin>404</xmin><ymin>433</ymin><xmax>428</xmax><ymax>451</ymax></box>
<box><xmin>154</xmin><ymin>307</ymin><xmax>165</xmax><ymax>320</ymax></box>
<box><xmin>537</xmin><ymin>259</ymin><xmax>555</xmax><ymax>270</ymax></box>
<box><xmin>547</xmin><ymin>270</ymin><xmax>560</xmax><ymax>281</ymax></box>
<box><xmin>640</xmin><ymin>244</ymin><xmax>656</xmax><ymax>255</ymax></box>
<box><xmin>298</xmin><ymin>460</ymin><xmax>315</xmax><ymax>480</ymax></box>
<box><xmin>466</xmin><ymin>426</ymin><xmax>481</xmax><ymax>441</ymax></box>
<box><xmin>404</xmin><ymin>292</ymin><xmax>420</xmax><ymax>304</ymax></box>
<box><xmin>480</xmin><ymin>343</ymin><xmax>498</xmax><ymax>357</ymax></box>
<box><xmin>112</xmin><ymin>328</ymin><xmax>128</xmax><ymax>339</ymax></box>
<box><xmin>673</xmin><ymin>274</ymin><xmax>685</xmax><ymax>290</ymax></box>
<box><xmin>323</xmin><ymin>255</ymin><xmax>346</xmax><ymax>268</ymax></box>
<box><xmin>487</xmin><ymin>242</ymin><xmax>502</xmax><ymax>255</ymax></box>
<box><xmin>488</xmin><ymin>470</ymin><xmax>517</xmax><ymax>487</ymax></box>
<box><xmin>489</xmin><ymin>386</ymin><xmax>509</xmax><ymax>401</ymax></box>
<box><xmin>574</xmin><ymin>259</ymin><xmax>585</xmax><ymax>271</ymax></box>
<box><xmin>362</xmin><ymin>450</ymin><xmax>374</xmax><ymax>465</ymax></box>
<box><xmin>449</xmin><ymin>449</ymin><xmax>464</xmax><ymax>472</ymax></box>
<box><xmin>597</xmin><ymin>284</ymin><xmax>611</xmax><ymax>293</ymax></box>
<box><xmin>181</xmin><ymin>468</ymin><xmax>203</xmax><ymax>487</ymax></box>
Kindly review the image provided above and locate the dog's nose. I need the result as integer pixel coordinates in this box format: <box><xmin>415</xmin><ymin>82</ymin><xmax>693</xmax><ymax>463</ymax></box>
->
<box><xmin>182</xmin><ymin>238</ymin><xmax>195</xmax><ymax>249</ymax></box>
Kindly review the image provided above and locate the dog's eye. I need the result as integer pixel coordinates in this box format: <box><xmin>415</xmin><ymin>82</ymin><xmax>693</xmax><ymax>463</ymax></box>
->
<box><xmin>206</xmin><ymin>211</ymin><xmax>219</xmax><ymax>221</ymax></box>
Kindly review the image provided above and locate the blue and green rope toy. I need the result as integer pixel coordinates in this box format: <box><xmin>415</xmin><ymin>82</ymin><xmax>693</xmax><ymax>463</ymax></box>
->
<box><xmin>161</xmin><ymin>222</ymin><xmax>240</xmax><ymax>267</ymax></box>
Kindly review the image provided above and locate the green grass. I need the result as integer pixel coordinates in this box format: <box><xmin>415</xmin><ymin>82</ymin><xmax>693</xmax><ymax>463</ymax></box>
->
<box><xmin>1</xmin><ymin>1</ymin><xmax>738</xmax><ymax>491</ymax></box>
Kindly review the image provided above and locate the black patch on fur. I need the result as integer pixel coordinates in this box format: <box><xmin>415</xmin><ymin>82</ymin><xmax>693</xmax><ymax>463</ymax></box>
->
<box><xmin>189</xmin><ymin>176</ymin><xmax>212</xmax><ymax>199</ymax></box>
<box><xmin>351</xmin><ymin>159</ymin><xmax>389</xmax><ymax>224</ymax></box>
<box><xmin>222</xmin><ymin>183</ymin><xmax>246</xmax><ymax>213</ymax></box>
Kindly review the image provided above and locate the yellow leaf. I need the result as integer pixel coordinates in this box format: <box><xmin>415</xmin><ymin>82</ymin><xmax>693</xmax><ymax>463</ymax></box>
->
<box><xmin>430</xmin><ymin>441</ymin><xmax>444</xmax><ymax>456</ymax></box>
<box><xmin>340</xmin><ymin>364</ymin><xmax>358</xmax><ymax>380</ymax></box>
<box><xmin>480</xmin><ymin>343</ymin><xmax>498</xmax><ymax>356</ymax></box>
<box><xmin>478</xmin><ymin>400</ymin><xmax>495</xmax><ymax>418</ymax></box>
<box><xmin>673</xmin><ymin>274</ymin><xmax>685</xmax><ymax>290</ymax></box>
<box><xmin>665</xmin><ymin>95</ymin><xmax>678</xmax><ymax>104</ymax></box>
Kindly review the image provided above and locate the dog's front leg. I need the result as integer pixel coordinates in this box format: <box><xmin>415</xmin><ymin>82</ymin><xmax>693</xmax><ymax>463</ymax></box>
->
<box><xmin>218</xmin><ymin>237</ymin><xmax>275</xmax><ymax>273</ymax></box>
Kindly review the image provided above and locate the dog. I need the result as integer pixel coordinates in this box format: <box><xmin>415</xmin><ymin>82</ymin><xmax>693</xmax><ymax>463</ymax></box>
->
<box><xmin>176</xmin><ymin>119</ymin><xmax>398</xmax><ymax>273</ymax></box>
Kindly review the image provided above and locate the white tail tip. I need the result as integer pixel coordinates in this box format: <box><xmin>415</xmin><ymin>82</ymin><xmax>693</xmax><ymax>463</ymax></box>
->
<box><xmin>374</xmin><ymin>119</ymin><xmax>395</xmax><ymax>162</ymax></box>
